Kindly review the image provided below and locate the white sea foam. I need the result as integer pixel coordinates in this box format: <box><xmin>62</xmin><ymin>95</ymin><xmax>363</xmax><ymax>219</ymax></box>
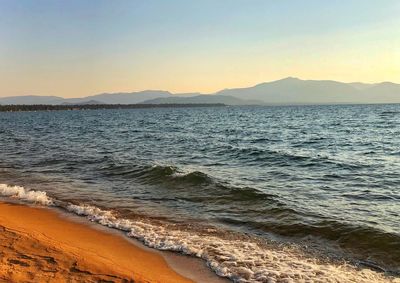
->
<box><xmin>65</xmin><ymin>203</ymin><xmax>397</xmax><ymax>283</ymax></box>
<box><xmin>0</xmin><ymin>183</ymin><xmax>53</xmax><ymax>205</ymax></box>
<box><xmin>0</xmin><ymin>183</ymin><xmax>396</xmax><ymax>282</ymax></box>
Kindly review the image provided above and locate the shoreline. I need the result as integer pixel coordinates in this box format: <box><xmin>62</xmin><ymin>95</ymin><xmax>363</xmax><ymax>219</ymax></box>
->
<box><xmin>0</xmin><ymin>186</ymin><xmax>397</xmax><ymax>283</ymax></box>
<box><xmin>0</xmin><ymin>201</ymin><xmax>225</xmax><ymax>283</ymax></box>
<box><xmin>0</xmin><ymin>103</ymin><xmax>226</xmax><ymax>112</ymax></box>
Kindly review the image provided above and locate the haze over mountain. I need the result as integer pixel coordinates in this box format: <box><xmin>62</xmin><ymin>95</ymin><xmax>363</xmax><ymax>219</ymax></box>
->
<box><xmin>217</xmin><ymin>77</ymin><xmax>400</xmax><ymax>104</ymax></box>
<box><xmin>0</xmin><ymin>95</ymin><xmax>65</xmax><ymax>105</ymax></box>
<box><xmin>61</xmin><ymin>100</ymin><xmax>104</xmax><ymax>106</ymax></box>
<box><xmin>142</xmin><ymin>95</ymin><xmax>261</xmax><ymax>105</ymax></box>
<box><xmin>1</xmin><ymin>78</ymin><xmax>399</xmax><ymax>105</ymax></box>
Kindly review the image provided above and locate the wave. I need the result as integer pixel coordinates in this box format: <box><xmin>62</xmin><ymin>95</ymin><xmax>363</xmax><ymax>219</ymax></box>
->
<box><xmin>101</xmin><ymin>162</ymin><xmax>278</xmax><ymax>204</ymax></box>
<box><xmin>64</xmin><ymin>203</ymin><xmax>396</xmax><ymax>283</ymax></box>
<box><xmin>217</xmin><ymin>146</ymin><xmax>370</xmax><ymax>170</ymax></box>
<box><xmin>171</xmin><ymin>170</ymin><xmax>213</xmax><ymax>184</ymax></box>
<box><xmin>223</xmin><ymin>217</ymin><xmax>400</xmax><ymax>271</ymax></box>
<box><xmin>0</xmin><ymin>183</ymin><xmax>396</xmax><ymax>282</ymax></box>
<box><xmin>380</xmin><ymin>111</ymin><xmax>400</xmax><ymax>116</ymax></box>
<box><xmin>0</xmin><ymin>183</ymin><xmax>53</xmax><ymax>205</ymax></box>
<box><xmin>101</xmin><ymin>163</ymin><xmax>214</xmax><ymax>185</ymax></box>
<box><xmin>100</xmin><ymin>161</ymin><xmax>277</xmax><ymax>203</ymax></box>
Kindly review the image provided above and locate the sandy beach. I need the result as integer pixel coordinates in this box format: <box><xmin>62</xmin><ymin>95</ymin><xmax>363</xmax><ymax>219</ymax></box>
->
<box><xmin>0</xmin><ymin>201</ymin><xmax>194</xmax><ymax>283</ymax></box>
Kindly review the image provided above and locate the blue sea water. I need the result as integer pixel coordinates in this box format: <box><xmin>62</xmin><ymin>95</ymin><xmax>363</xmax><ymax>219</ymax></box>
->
<box><xmin>0</xmin><ymin>104</ymin><xmax>399</xmax><ymax>282</ymax></box>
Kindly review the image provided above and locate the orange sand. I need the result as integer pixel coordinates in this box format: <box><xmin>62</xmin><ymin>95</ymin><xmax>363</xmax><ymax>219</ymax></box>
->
<box><xmin>0</xmin><ymin>202</ymin><xmax>193</xmax><ymax>283</ymax></box>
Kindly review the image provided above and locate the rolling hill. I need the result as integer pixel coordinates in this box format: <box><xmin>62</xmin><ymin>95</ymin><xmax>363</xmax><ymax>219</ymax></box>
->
<box><xmin>1</xmin><ymin>78</ymin><xmax>399</xmax><ymax>105</ymax></box>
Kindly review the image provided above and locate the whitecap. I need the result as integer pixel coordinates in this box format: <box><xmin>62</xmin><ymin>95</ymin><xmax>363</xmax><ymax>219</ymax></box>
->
<box><xmin>0</xmin><ymin>183</ymin><xmax>53</xmax><ymax>205</ymax></box>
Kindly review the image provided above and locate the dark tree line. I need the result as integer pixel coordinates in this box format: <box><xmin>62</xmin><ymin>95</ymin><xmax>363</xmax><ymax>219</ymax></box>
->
<box><xmin>0</xmin><ymin>103</ymin><xmax>226</xmax><ymax>112</ymax></box>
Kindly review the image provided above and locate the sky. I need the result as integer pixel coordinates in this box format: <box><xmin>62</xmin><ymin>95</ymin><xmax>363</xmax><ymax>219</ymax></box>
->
<box><xmin>0</xmin><ymin>0</ymin><xmax>399</xmax><ymax>98</ymax></box>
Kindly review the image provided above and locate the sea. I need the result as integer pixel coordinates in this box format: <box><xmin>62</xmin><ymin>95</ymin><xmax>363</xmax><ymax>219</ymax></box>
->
<box><xmin>0</xmin><ymin>104</ymin><xmax>399</xmax><ymax>282</ymax></box>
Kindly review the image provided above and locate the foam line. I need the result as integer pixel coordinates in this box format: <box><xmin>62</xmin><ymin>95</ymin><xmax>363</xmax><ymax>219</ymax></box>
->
<box><xmin>0</xmin><ymin>183</ymin><xmax>394</xmax><ymax>282</ymax></box>
<box><xmin>0</xmin><ymin>183</ymin><xmax>53</xmax><ymax>205</ymax></box>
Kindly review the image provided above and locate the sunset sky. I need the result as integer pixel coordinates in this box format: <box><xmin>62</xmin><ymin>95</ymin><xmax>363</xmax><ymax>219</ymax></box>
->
<box><xmin>1</xmin><ymin>0</ymin><xmax>399</xmax><ymax>98</ymax></box>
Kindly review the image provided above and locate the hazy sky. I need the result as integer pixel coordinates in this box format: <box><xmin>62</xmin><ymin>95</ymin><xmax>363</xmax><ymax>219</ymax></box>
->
<box><xmin>1</xmin><ymin>0</ymin><xmax>399</xmax><ymax>98</ymax></box>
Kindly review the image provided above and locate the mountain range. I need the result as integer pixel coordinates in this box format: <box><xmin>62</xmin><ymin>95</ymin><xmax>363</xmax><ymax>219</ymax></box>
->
<box><xmin>1</xmin><ymin>77</ymin><xmax>399</xmax><ymax>105</ymax></box>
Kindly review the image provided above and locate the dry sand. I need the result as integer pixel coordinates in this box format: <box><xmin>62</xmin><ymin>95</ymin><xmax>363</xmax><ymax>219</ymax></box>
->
<box><xmin>0</xmin><ymin>201</ymin><xmax>194</xmax><ymax>283</ymax></box>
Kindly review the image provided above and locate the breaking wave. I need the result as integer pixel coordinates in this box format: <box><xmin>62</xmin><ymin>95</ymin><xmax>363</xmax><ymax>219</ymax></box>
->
<box><xmin>54</xmin><ymin>203</ymin><xmax>400</xmax><ymax>282</ymax></box>
<box><xmin>0</xmin><ymin>183</ymin><xmax>396</xmax><ymax>283</ymax></box>
<box><xmin>0</xmin><ymin>183</ymin><xmax>53</xmax><ymax>205</ymax></box>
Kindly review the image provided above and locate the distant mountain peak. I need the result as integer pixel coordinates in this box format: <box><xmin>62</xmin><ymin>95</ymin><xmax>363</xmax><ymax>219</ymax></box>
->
<box><xmin>1</xmin><ymin>78</ymin><xmax>399</xmax><ymax>105</ymax></box>
<box><xmin>254</xmin><ymin>77</ymin><xmax>301</xmax><ymax>88</ymax></box>
<box><xmin>378</xmin><ymin>81</ymin><xmax>397</xmax><ymax>86</ymax></box>
<box><xmin>216</xmin><ymin>77</ymin><xmax>400</xmax><ymax>105</ymax></box>
<box><xmin>95</xmin><ymin>90</ymin><xmax>171</xmax><ymax>96</ymax></box>
<box><xmin>281</xmin><ymin>76</ymin><xmax>300</xmax><ymax>81</ymax></box>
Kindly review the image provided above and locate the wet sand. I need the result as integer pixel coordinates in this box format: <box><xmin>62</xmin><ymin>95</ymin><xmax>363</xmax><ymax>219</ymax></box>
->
<box><xmin>0</xmin><ymin>201</ymin><xmax>198</xmax><ymax>283</ymax></box>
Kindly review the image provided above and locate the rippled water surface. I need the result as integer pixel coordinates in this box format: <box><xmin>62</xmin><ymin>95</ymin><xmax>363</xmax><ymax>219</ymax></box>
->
<box><xmin>0</xmin><ymin>104</ymin><xmax>399</xmax><ymax>281</ymax></box>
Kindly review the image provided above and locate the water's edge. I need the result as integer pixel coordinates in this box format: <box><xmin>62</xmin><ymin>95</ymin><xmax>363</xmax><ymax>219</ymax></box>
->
<box><xmin>0</xmin><ymin>183</ymin><xmax>397</xmax><ymax>283</ymax></box>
